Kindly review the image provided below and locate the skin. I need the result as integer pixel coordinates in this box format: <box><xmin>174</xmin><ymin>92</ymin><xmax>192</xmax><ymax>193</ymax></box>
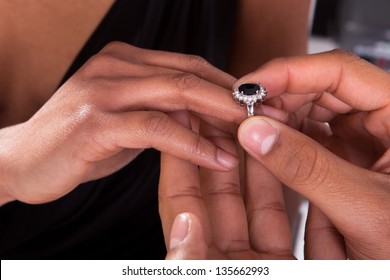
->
<box><xmin>0</xmin><ymin>0</ymin><xmax>115</xmax><ymax>126</ymax></box>
<box><xmin>0</xmin><ymin>43</ymin><xmax>245</xmax><ymax>205</ymax></box>
<box><xmin>227</xmin><ymin>0</ymin><xmax>310</xmax><ymax>77</ymax></box>
<box><xmin>160</xmin><ymin>116</ymin><xmax>294</xmax><ymax>259</ymax></box>
<box><xmin>163</xmin><ymin>50</ymin><xmax>390</xmax><ymax>260</ymax></box>
<box><xmin>0</xmin><ymin>0</ymin><xmax>310</xmax><ymax>206</ymax></box>
<box><xmin>227</xmin><ymin>0</ymin><xmax>311</xmax><ymax>228</ymax></box>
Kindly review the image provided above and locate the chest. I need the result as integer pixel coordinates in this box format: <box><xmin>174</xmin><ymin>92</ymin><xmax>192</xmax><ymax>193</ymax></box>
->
<box><xmin>0</xmin><ymin>0</ymin><xmax>114</xmax><ymax>127</ymax></box>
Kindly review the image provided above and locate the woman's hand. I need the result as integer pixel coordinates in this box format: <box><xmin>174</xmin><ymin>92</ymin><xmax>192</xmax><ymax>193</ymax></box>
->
<box><xmin>160</xmin><ymin>113</ymin><xmax>294</xmax><ymax>260</ymax></box>
<box><xmin>0</xmin><ymin>42</ymin><xmax>247</xmax><ymax>205</ymax></box>
<box><xmin>236</xmin><ymin>50</ymin><xmax>390</xmax><ymax>259</ymax></box>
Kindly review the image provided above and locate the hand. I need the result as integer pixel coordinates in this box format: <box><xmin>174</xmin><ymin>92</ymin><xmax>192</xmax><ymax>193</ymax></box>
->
<box><xmin>236</xmin><ymin>50</ymin><xmax>390</xmax><ymax>259</ymax></box>
<box><xmin>160</xmin><ymin>114</ymin><xmax>294</xmax><ymax>260</ymax></box>
<box><xmin>237</xmin><ymin>49</ymin><xmax>390</xmax><ymax>168</ymax></box>
<box><xmin>0</xmin><ymin>42</ymin><xmax>246</xmax><ymax>205</ymax></box>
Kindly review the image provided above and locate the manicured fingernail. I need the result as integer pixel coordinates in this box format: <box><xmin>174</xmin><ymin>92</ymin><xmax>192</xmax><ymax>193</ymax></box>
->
<box><xmin>170</xmin><ymin>213</ymin><xmax>190</xmax><ymax>250</ymax></box>
<box><xmin>216</xmin><ymin>149</ymin><xmax>239</xmax><ymax>169</ymax></box>
<box><xmin>240</xmin><ymin>118</ymin><xmax>278</xmax><ymax>155</ymax></box>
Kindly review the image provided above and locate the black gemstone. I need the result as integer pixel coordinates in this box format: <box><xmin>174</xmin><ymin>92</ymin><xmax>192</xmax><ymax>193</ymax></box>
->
<box><xmin>239</xmin><ymin>83</ymin><xmax>260</xmax><ymax>95</ymax></box>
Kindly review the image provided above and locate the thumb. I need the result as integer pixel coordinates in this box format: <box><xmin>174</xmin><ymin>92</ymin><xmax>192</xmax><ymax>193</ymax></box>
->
<box><xmin>237</xmin><ymin>117</ymin><xmax>377</xmax><ymax>222</ymax></box>
<box><xmin>165</xmin><ymin>213</ymin><xmax>208</xmax><ymax>260</ymax></box>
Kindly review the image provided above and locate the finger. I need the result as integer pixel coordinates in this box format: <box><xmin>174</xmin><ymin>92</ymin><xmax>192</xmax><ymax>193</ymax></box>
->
<box><xmin>100</xmin><ymin>111</ymin><xmax>239</xmax><ymax>171</ymax></box>
<box><xmin>301</xmin><ymin>106</ymin><xmax>385</xmax><ymax>170</ymax></box>
<box><xmin>165</xmin><ymin>213</ymin><xmax>209</xmax><ymax>260</ymax></box>
<box><xmin>83</xmin><ymin>72</ymin><xmax>248</xmax><ymax>125</ymax></box>
<box><xmin>199</xmin><ymin>122</ymin><xmax>250</xmax><ymax>254</ymax></box>
<box><xmin>265</xmin><ymin>90</ymin><xmax>353</xmax><ymax>119</ymax></box>
<box><xmin>192</xmin><ymin>104</ymin><xmax>289</xmax><ymax>140</ymax></box>
<box><xmin>372</xmin><ymin>148</ymin><xmax>390</xmax><ymax>173</ymax></box>
<box><xmin>237</xmin><ymin>116</ymin><xmax>387</xmax><ymax>230</ymax></box>
<box><xmin>78</xmin><ymin>44</ymin><xmax>249</xmax><ymax>124</ymax></box>
<box><xmin>159</xmin><ymin>151</ymin><xmax>211</xmax><ymax>248</ymax></box>
<box><xmin>236</xmin><ymin>49</ymin><xmax>390</xmax><ymax>113</ymax></box>
<box><xmin>244</xmin><ymin>155</ymin><xmax>293</xmax><ymax>257</ymax></box>
<box><xmin>158</xmin><ymin>111</ymin><xmax>212</xmax><ymax>248</ymax></box>
<box><xmin>304</xmin><ymin>204</ymin><xmax>346</xmax><ymax>260</ymax></box>
<box><xmin>142</xmin><ymin>51</ymin><xmax>236</xmax><ymax>89</ymax></box>
<box><xmin>100</xmin><ymin>42</ymin><xmax>236</xmax><ymax>89</ymax></box>
<box><xmin>84</xmin><ymin>148</ymin><xmax>143</xmax><ymax>181</ymax></box>
<box><xmin>279</xmin><ymin>95</ymin><xmax>350</xmax><ymax>124</ymax></box>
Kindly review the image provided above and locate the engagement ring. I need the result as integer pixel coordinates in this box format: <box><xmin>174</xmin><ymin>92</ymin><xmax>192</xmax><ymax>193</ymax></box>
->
<box><xmin>233</xmin><ymin>83</ymin><xmax>267</xmax><ymax>117</ymax></box>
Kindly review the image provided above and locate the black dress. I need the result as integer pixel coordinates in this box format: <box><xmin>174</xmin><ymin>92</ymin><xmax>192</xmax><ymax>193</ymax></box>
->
<box><xmin>0</xmin><ymin>0</ymin><xmax>237</xmax><ymax>259</ymax></box>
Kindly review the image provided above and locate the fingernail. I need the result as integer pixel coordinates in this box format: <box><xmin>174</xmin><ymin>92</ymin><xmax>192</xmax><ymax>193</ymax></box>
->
<box><xmin>240</xmin><ymin>118</ymin><xmax>278</xmax><ymax>155</ymax></box>
<box><xmin>216</xmin><ymin>149</ymin><xmax>239</xmax><ymax>169</ymax></box>
<box><xmin>170</xmin><ymin>213</ymin><xmax>191</xmax><ymax>250</ymax></box>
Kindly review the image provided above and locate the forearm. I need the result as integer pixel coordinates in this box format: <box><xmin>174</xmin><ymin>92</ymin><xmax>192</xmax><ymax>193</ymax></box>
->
<box><xmin>227</xmin><ymin>0</ymin><xmax>311</xmax><ymax>77</ymax></box>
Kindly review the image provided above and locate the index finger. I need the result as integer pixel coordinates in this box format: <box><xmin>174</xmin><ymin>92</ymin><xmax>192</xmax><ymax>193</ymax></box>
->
<box><xmin>236</xmin><ymin>49</ymin><xmax>390</xmax><ymax>112</ymax></box>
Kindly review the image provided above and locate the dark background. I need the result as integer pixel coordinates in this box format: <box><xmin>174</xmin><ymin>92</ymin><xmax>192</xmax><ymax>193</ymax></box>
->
<box><xmin>312</xmin><ymin>0</ymin><xmax>390</xmax><ymax>71</ymax></box>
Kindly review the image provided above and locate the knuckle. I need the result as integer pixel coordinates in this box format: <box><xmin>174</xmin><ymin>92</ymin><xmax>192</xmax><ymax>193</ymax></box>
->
<box><xmin>205</xmin><ymin>181</ymin><xmax>241</xmax><ymax>197</ymax></box>
<box><xmin>247</xmin><ymin>201</ymin><xmax>286</xmax><ymax>227</ymax></box>
<box><xmin>174</xmin><ymin>133</ymin><xmax>216</xmax><ymax>164</ymax></box>
<box><xmin>267</xmin><ymin>56</ymin><xmax>290</xmax><ymax>69</ymax></box>
<box><xmin>329</xmin><ymin>48</ymin><xmax>363</xmax><ymax>65</ymax></box>
<box><xmin>254</xmin><ymin>201</ymin><xmax>286</xmax><ymax>214</ymax></box>
<box><xmin>186</xmin><ymin>133</ymin><xmax>211</xmax><ymax>159</ymax></box>
<box><xmin>100</xmin><ymin>41</ymin><xmax>128</xmax><ymax>53</ymax></box>
<box><xmin>80</xmin><ymin>52</ymin><xmax>114</xmax><ymax>78</ymax></box>
<box><xmin>189</xmin><ymin>133</ymin><xmax>203</xmax><ymax>155</ymax></box>
<box><xmin>186</xmin><ymin>54</ymin><xmax>209</xmax><ymax>69</ymax></box>
<box><xmin>101</xmin><ymin>42</ymin><xmax>141</xmax><ymax>61</ymax></box>
<box><xmin>329</xmin><ymin>48</ymin><xmax>356</xmax><ymax>58</ymax></box>
<box><xmin>159</xmin><ymin>184</ymin><xmax>202</xmax><ymax>200</ymax></box>
<box><xmin>83</xmin><ymin>42</ymin><xmax>135</xmax><ymax>78</ymax></box>
<box><xmin>279</xmin><ymin>140</ymin><xmax>331</xmax><ymax>187</ymax></box>
<box><xmin>144</xmin><ymin>112</ymin><xmax>173</xmax><ymax>137</ymax></box>
<box><xmin>173</xmin><ymin>72</ymin><xmax>202</xmax><ymax>95</ymax></box>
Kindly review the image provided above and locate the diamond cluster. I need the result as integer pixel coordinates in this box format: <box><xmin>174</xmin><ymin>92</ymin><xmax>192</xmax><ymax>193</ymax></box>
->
<box><xmin>233</xmin><ymin>83</ymin><xmax>267</xmax><ymax>106</ymax></box>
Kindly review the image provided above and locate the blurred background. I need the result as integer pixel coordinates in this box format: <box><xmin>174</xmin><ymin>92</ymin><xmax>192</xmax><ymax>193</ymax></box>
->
<box><xmin>309</xmin><ymin>0</ymin><xmax>390</xmax><ymax>71</ymax></box>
